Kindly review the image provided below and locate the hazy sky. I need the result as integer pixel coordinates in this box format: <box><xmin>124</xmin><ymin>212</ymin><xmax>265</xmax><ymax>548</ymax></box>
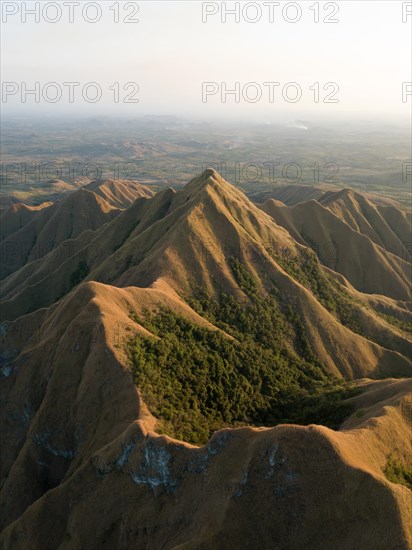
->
<box><xmin>1</xmin><ymin>1</ymin><xmax>411</xmax><ymax>123</ymax></box>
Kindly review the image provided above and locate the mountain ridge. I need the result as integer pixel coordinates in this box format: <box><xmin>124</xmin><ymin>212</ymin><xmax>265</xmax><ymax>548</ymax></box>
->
<box><xmin>0</xmin><ymin>170</ymin><xmax>411</xmax><ymax>548</ymax></box>
<box><xmin>1</xmin><ymin>277</ymin><xmax>411</xmax><ymax>547</ymax></box>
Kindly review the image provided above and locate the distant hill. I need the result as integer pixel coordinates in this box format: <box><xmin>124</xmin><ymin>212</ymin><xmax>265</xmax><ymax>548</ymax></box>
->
<box><xmin>0</xmin><ymin>201</ymin><xmax>52</xmax><ymax>241</ymax></box>
<box><xmin>318</xmin><ymin>188</ymin><xmax>411</xmax><ymax>258</ymax></box>
<box><xmin>0</xmin><ymin>188</ymin><xmax>120</xmax><ymax>280</ymax></box>
<box><xmin>247</xmin><ymin>183</ymin><xmax>403</xmax><ymax>209</ymax></box>
<box><xmin>83</xmin><ymin>179</ymin><xmax>154</xmax><ymax>208</ymax></box>
<box><xmin>259</xmin><ymin>197</ymin><xmax>411</xmax><ymax>300</ymax></box>
<box><xmin>248</xmin><ymin>183</ymin><xmax>327</xmax><ymax>205</ymax></box>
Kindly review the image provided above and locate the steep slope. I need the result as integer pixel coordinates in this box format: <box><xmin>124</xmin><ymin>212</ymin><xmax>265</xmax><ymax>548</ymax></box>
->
<box><xmin>247</xmin><ymin>185</ymin><xmax>411</xmax><ymax>260</ymax></box>
<box><xmin>83</xmin><ymin>179</ymin><xmax>155</xmax><ymax>208</ymax></box>
<box><xmin>247</xmin><ymin>184</ymin><xmax>327</xmax><ymax>205</ymax></box>
<box><xmin>247</xmin><ymin>184</ymin><xmax>403</xmax><ymax>209</ymax></box>
<box><xmin>1</xmin><ymin>170</ymin><xmax>411</xmax><ymax>548</ymax></box>
<box><xmin>0</xmin><ymin>280</ymin><xmax>410</xmax><ymax>548</ymax></box>
<box><xmin>0</xmin><ymin>190</ymin><xmax>173</xmax><ymax>318</ymax></box>
<box><xmin>0</xmin><ymin>189</ymin><xmax>120</xmax><ymax>280</ymax></box>
<box><xmin>91</xmin><ymin>170</ymin><xmax>411</xmax><ymax>378</ymax></box>
<box><xmin>319</xmin><ymin>188</ymin><xmax>411</xmax><ymax>258</ymax></box>
<box><xmin>1</xmin><ymin>170</ymin><xmax>410</xmax><ymax>381</ymax></box>
<box><xmin>0</xmin><ymin>202</ymin><xmax>52</xmax><ymax>241</ymax></box>
<box><xmin>259</xmin><ymin>198</ymin><xmax>411</xmax><ymax>300</ymax></box>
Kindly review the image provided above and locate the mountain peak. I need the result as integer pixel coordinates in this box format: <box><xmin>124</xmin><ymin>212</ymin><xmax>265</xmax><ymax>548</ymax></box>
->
<box><xmin>188</xmin><ymin>168</ymin><xmax>223</xmax><ymax>189</ymax></box>
<box><xmin>201</xmin><ymin>167</ymin><xmax>220</xmax><ymax>179</ymax></box>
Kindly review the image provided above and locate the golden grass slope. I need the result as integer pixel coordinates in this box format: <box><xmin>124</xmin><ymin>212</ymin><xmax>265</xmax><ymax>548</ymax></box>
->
<box><xmin>0</xmin><ymin>280</ymin><xmax>410</xmax><ymax>549</ymax></box>
<box><xmin>249</xmin><ymin>184</ymin><xmax>411</xmax><ymax>260</ymax></box>
<box><xmin>319</xmin><ymin>188</ymin><xmax>411</xmax><ymax>258</ymax></box>
<box><xmin>247</xmin><ymin>183</ymin><xmax>327</xmax><ymax>205</ymax></box>
<box><xmin>259</xmin><ymin>198</ymin><xmax>411</xmax><ymax>300</ymax></box>
<box><xmin>0</xmin><ymin>190</ymin><xmax>171</xmax><ymax>318</ymax></box>
<box><xmin>83</xmin><ymin>179</ymin><xmax>155</xmax><ymax>208</ymax></box>
<box><xmin>0</xmin><ymin>188</ymin><xmax>120</xmax><ymax>280</ymax></box>
<box><xmin>0</xmin><ymin>202</ymin><xmax>53</xmax><ymax>242</ymax></box>
<box><xmin>0</xmin><ymin>170</ymin><xmax>411</xmax><ymax>380</ymax></box>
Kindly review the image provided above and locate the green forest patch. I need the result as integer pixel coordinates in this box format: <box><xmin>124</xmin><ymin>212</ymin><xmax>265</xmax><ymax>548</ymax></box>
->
<box><xmin>128</xmin><ymin>258</ymin><xmax>356</xmax><ymax>444</ymax></box>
